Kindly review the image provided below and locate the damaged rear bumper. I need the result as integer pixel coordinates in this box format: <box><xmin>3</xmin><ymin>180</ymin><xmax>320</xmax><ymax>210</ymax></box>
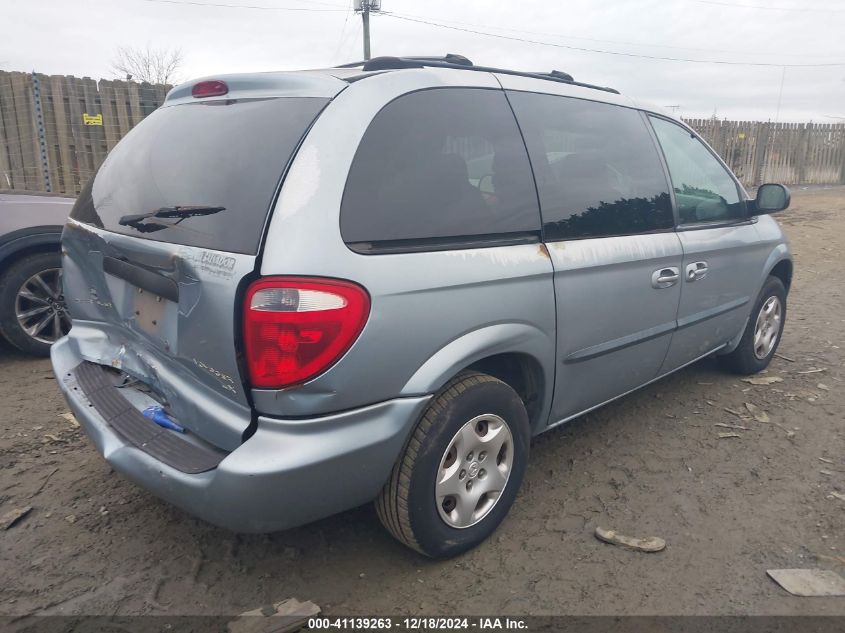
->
<box><xmin>51</xmin><ymin>335</ymin><xmax>431</xmax><ymax>533</ymax></box>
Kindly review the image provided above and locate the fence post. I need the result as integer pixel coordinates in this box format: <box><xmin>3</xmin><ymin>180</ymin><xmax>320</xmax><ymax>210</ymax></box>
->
<box><xmin>0</xmin><ymin>79</ymin><xmax>10</xmax><ymax>189</ymax></box>
<box><xmin>796</xmin><ymin>123</ymin><xmax>810</xmax><ymax>184</ymax></box>
<box><xmin>752</xmin><ymin>122</ymin><xmax>770</xmax><ymax>187</ymax></box>
<box><xmin>839</xmin><ymin>127</ymin><xmax>845</xmax><ymax>185</ymax></box>
<box><xmin>30</xmin><ymin>72</ymin><xmax>52</xmax><ymax>192</ymax></box>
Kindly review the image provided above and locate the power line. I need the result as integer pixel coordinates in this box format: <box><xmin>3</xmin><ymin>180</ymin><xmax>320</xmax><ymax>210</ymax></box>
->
<box><xmin>385</xmin><ymin>10</ymin><xmax>836</xmax><ymax>59</ymax></box>
<box><xmin>139</xmin><ymin>0</ymin><xmax>348</xmax><ymax>12</ymax></box>
<box><xmin>134</xmin><ymin>0</ymin><xmax>843</xmax><ymax>64</ymax></box>
<box><xmin>774</xmin><ymin>66</ymin><xmax>786</xmax><ymax>123</ymax></box>
<box><xmin>331</xmin><ymin>3</ymin><xmax>354</xmax><ymax>61</ymax></box>
<box><xmin>333</xmin><ymin>13</ymin><xmax>363</xmax><ymax>63</ymax></box>
<box><xmin>694</xmin><ymin>0</ymin><xmax>845</xmax><ymax>13</ymax></box>
<box><xmin>381</xmin><ymin>12</ymin><xmax>845</xmax><ymax>67</ymax></box>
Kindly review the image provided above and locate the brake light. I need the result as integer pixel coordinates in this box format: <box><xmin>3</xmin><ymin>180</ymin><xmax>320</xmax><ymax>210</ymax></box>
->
<box><xmin>243</xmin><ymin>277</ymin><xmax>370</xmax><ymax>389</ymax></box>
<box><xmin>192</xmin><ymin>80</ymin><xmax>228</xmax><ymax>98</ymax></box>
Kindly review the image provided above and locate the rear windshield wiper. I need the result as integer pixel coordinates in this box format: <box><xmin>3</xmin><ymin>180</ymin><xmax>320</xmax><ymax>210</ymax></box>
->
<box><xmin>118</xmin><ymin>205</ymin><xmax>225</xmax><ymax>232</ymax></box>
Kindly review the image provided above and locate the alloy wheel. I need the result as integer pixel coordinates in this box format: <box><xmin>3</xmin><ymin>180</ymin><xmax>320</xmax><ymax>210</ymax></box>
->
<box><xmin>14</xmin><ymin>268</ymin><xmax>70</xmax><ymax>344</ymax></box>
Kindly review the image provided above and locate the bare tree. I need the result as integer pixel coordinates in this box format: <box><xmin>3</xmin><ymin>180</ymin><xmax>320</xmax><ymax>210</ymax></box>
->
<box><xmin>111</xmin><ymin>45</ymin><xmax>183</xmax><ymax>85</ymax></box>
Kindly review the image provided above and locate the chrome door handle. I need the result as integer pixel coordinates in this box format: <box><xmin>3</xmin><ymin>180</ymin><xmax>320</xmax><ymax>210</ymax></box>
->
<box><xmin>686</xmin><ymin>261</ymin><xmax>709</xmax><ymax>282</ymax></box>
<box><xmin>652</xmin><ymin>267</ymin><xmax>680</xmax><ymax>289</ymax></box>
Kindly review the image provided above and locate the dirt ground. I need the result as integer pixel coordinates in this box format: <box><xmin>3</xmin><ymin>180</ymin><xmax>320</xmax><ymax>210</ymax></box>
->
<box><xmin>1</xmin><ymin>187</ymin><xmax>843</xmax><ymax>618</ymax></box>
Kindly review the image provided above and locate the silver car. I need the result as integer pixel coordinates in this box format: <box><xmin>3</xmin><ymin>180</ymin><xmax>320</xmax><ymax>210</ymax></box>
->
<box><xmin>51</xmin><ymin>56</ymin><xmax>792</xmax><ymax>558</ymax></box>
<box><xmin>0</xmin><ymin>191</ymin><xmax>74</xmax><ymax>355</ymax></box>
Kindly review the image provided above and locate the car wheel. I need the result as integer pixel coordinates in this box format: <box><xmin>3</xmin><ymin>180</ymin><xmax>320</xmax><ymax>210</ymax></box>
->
<box><xmin>0</xmin><ymin>251</ymin><xmax>70</xmax><ymax>356</ymax></box>
<box><xmin>376</xmin><ymin>371</ymin><xmax>530</xmax><ymax>558</ymax></box>
<box><xmin>720</xmin><ymin>275</ymin><xmax>787</xmax><ymax>375</ymax></box>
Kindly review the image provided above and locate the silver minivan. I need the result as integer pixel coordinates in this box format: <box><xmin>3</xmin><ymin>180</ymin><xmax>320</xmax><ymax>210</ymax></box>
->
<box><xmin>52</xmin><ymin>56</ymin><xmax>793</xmax><ymax>558</ymax></box>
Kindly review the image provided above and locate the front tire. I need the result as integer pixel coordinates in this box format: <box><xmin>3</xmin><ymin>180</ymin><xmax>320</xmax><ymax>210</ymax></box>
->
<box><xmin>376</xmin><ymin>371</ymin><xmax>530</xmax><ymax>558</ymax></box>
<box><xmin>721</xmin><ymin>276</ymin><xmax>787</xmax><ymax>375</ymax></box>
<box><xmin>0</xmin><ymin>251</ymin><xmax>70</xmax><ymax>356</ymax></box>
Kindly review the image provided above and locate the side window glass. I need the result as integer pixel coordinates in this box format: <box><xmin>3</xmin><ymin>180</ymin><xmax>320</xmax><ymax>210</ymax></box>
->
<box><xmin>649</xmin><ymin>116</ymin><xmax>743</xmax><ymax>224</ymax></box>
<box><xmin>507</xmin><ymin>91</ymin><xmax>674</xmax><ymax>241</ymax></box>
<box><xmin>340</xmin><ymin>89</ymin><xmax>541</xmax><ymax>250</ymax></box>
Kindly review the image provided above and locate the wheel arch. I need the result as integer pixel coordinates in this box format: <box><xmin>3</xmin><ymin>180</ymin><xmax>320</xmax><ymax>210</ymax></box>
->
<box><xmin>399</xmin><ymin>323</ymin><xmax>554</xmax><ymax>434</ymax></box>
<box><xmin>0</xmin><ymin>226</ymin><xmax>63</xmax><ymax>271</ymax></box>
<box><xmin>465</xmin><ymin>352</ymin><xmax>547</xmax><ymax>434</ymax></box>
<box><xmin>768</xmin><ymin>258</ymin><xmax>793</xmax><ymax>293</ymax></box>
<box><xmin>721</xmin><ymin>249</ymin><xmax>792</xmax><ymax>357</ymax></box>
<box><xmin>758</xmin><ymin>244</ymin><xmax>792</xmax><ymax>295</ymax></box>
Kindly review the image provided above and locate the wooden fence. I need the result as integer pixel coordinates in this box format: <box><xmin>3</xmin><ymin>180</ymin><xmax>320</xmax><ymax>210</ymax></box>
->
<box><xmin>0</xmin><ymin>71</ymin><xmax>169</xmax><ymax>194</ymax></box>
<box><xmin>684</xmin><ymin>118</ymin><xmax>845</xmax><ymax>187</ymax></box>
<box><xmin>1</xmin><ymin>70</ymin><xmax>844</xmax><ymax>194</ymax></box>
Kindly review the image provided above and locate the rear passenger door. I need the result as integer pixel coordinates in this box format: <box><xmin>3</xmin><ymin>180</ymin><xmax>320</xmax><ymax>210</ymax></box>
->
<box><xmin>507</xmin><ymin>92</ymin><xmax>683</xmax><ymax>424</ymax></box>
<box><xmin>306</xmin><ymin>87</ymin><xmax>559</xmax><ymax>420</ymax></box>
<box><xmin>648</xmin><ymin>116</ymin><xmax>764</xmax><ymax>372</ymax></box>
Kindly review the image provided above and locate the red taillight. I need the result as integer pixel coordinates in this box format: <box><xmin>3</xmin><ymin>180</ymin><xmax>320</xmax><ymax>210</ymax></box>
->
<box><xmin>243</xmin><ymin>277</ymin><xmax>370</xmax><ymax>389</ymax></box>
<box><xmin>192</xmin><ymin>80</ymin><xmax>228</xmax><ymax>98</ymax></box>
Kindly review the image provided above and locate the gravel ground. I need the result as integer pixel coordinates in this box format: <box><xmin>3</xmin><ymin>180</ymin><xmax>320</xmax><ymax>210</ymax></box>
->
<box><xmin>1</xmin><ymin>187</ymin><xmax>843</xmax><ymax>617</ymax></box>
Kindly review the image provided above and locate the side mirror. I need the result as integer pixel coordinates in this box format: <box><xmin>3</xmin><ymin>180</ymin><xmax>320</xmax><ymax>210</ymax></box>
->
<box><xmin>754</xmin><ymin>183</ymin><xmax>790</xmax><ymax>215</ymax></box>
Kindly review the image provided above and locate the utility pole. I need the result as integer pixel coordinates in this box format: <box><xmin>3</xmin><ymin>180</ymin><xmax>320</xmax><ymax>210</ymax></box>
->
<box><xmin>355</xmin><ymin>1</ymin><xmax>381</xmax><ymax>61</ymax></box>
<box><xmin>774</xmin><ymin>66</ymin><xmax>786</xmax><ymax>124</ymax></box>
<box><xmin>362</xmin><ymin>4</ymin><xmax>370</xmax><ymax>60</ymax></box>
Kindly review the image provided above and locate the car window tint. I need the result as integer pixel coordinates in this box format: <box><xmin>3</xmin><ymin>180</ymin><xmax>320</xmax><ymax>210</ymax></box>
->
<box><xmin>70</xmin><ymin>97</ymin><xmax>329</xmax><ymax>255</ymax></box>
<box><xmin>649</xmin><ymin>116</ymin><xmax>744</xmax><ymax>224</ymax></box>
<box><xmin>507</xmin><ymin>91</ymin><xmax>674</xmax><ymax>241</ymax></box>
<box><xmin>340</xmin><ymin>89</ymin><xmax>541</xmax><ymax>249</ymax></box>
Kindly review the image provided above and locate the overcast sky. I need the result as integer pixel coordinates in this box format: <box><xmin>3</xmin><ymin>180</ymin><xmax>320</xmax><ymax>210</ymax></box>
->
<box><xmin>3</xmin><ymin>0</ymin><xmax>844</xmax><ymax>121</ymax></box>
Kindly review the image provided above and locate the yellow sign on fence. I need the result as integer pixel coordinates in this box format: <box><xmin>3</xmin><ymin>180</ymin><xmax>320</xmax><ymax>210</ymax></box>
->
<box><xmin>82</xmin><ymin>113</ymin><xmax>103</xmax><ymax>126</ymax></box>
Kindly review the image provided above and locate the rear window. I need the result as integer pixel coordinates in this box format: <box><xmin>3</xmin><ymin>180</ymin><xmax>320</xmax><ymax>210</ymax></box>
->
<box><xmin>70</xmin><ymin>97</ymin><xmax>328</xmax><ymax>255</ymax></box>
<box><xmin>340</xmin><ymin>88</ymin><xmax>541</xmax><ymax>252</ymax></box>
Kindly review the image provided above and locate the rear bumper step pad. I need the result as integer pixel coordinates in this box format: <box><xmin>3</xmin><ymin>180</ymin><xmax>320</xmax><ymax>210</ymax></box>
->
<box><xmin>73</xmin><ymin>361</ymin><xmax>227</xmax><ymax>474</ymax></box>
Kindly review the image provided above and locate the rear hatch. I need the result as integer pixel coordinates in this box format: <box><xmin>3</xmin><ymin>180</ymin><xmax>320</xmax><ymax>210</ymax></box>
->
<box><xmin>62</xmin><ymin>77</ymin><xmax>338</xmax><ymax>450</ymax></box>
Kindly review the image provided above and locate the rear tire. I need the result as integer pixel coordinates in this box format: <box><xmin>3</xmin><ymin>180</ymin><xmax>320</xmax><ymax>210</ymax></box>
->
<box><xmin>0</xmin><ymin>251</ymin><xmax>69</xmax><ymax>356</ymax></box>
<box><xmin>376</xmin><ymin>371</ymin><xmax>530</xmax><ymax>558</ymax></box>
<box><xmin>720</xmin><ymin>276</ymin><xmax>786</xmax><ymax>375</ymax></box>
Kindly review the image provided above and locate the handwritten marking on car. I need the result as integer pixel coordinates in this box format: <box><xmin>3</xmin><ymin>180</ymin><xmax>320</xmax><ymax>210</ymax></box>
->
<box><xmin>191</xmin><ymin>357</ymin><xmax>238</xmax><ymax>394</ymax></box>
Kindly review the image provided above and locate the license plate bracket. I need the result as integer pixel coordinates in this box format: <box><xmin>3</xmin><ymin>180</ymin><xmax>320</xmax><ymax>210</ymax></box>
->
<box><xmin>133</xmin><ymin>288</ymin><xmax>168</xmax><ymax>337</ymax></box>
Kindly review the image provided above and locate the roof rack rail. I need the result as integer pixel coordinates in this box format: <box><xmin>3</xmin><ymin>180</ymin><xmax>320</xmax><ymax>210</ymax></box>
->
<box><xmin>545</xmin><ymin>70</ymin><xmax>574</xmax><ymax>82</ymax></box>
<box><xmin>335</xmin><ymin>54</ymin><xmax>472</xmax><ymax>69</ymax></box>
<box><xmin>335</xmin><ymin>55</ymin><xmax>619</xmax><ymax>95</ymax></box>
